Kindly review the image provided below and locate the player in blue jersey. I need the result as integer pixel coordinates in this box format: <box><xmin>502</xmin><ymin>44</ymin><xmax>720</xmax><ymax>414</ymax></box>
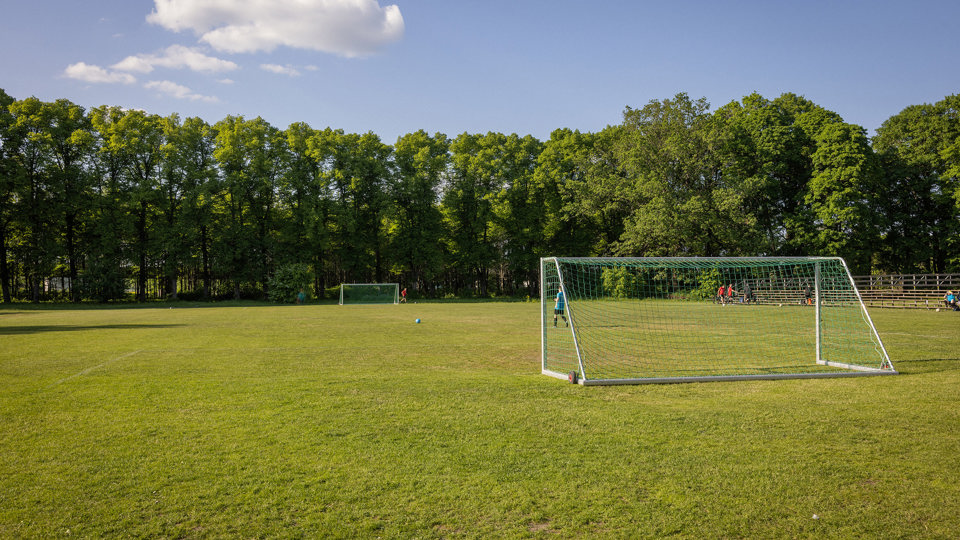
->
<box><xmin>553</xmin><ymin>289</ymin><xmax>568</xmax><ymax>327</ymax></box>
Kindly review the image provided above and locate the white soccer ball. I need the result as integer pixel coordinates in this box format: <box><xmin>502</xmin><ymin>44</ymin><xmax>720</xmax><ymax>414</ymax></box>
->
<box><xmin>778</xmin><ymin>304</ymin><xmax>782</xmax><ymax>307</ymax></box>
<box><xmin>936</xmin><ymin>308</ymin><xmax>940</xmax><ymax>312</ymax></box>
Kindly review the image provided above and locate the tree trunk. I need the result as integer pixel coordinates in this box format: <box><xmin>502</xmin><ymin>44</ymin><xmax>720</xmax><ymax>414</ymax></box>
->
<box><xmin>375</xmin><ymin>238</ymin><xmax>383</xmax><ymax>283</ymax></box>
<box><xmin>137</xmin><ymin>202</ymin><xmax>148</xmax><ymax>302</ymax></box>
<box><xmin>200</xmin><ymin>225</ymin><xmax>210</xmax><ymax>299</ymax></box>
<box><xmin>66</xmin><ymin>212</ymin><xmax>79</xmax><ymax>302</ymax></box>
<box><xmin>0</xmin><ymin>226</ymin><xmax>10</xmax><ymax>303</ymax></box>
<box><xmin>314</xmin><ymin>251</ymin><xmax>325</xmax><ymax>299</ymax></box>
<box><xmin>168</xmin><ymin>271</ymin><xmax>178</xmax><ymax>300</ymax></box>
<box><xmin>31</xmin><ymin>273</ymin><xmax>40</xmax><ymax>303</ymax></box>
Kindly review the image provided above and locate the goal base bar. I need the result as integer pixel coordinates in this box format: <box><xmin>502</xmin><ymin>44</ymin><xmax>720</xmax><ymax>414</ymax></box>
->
<box><xmin>542</xmin><ymin>369</ymin><xmax>574</xmax><ymax>382</ymax></box>
<box><xmin>816</xmin><ymin>360</ymin><xmax>898</xmax><ymax>374</ymax></box>
<box><xmin>544</xmin><ymin>368</ymin><xmax>897</xmax><ymax>386</ymax></box>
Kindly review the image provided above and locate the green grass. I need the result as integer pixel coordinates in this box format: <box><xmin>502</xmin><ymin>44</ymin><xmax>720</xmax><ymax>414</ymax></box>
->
<box><xmin>1</xmin><ymin>303</ymin><xmax>958</xmax><ymax>537</ymax></box>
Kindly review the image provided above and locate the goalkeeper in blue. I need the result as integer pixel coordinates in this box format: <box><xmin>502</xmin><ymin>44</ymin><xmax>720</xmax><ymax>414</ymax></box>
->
<box><xmin>553</xmin><ymin>289</ymin><xmax>568</xmax><ymax>327</ymax></box>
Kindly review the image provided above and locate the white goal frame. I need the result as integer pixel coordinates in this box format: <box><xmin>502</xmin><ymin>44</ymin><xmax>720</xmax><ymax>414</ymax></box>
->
<box><xmin>541</xmin><ymin>256</ymin><xmax>896</xmax><ymax>385</ymax></box>
<box><xmin>338</xmin><ymin>283</ymin><xmax>400</xmax><ymax>305</ymax></box>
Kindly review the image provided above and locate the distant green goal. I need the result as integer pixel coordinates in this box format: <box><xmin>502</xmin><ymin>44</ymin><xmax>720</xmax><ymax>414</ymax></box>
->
<box><xmin>339</xmin><ymin>283</ymin><xmax>399</xmax><ymax>305</ymax></box>
<box><xmin>541</xmin><ymin>257</ymin><xmax>896</xmax><ymax>385</ymax></box>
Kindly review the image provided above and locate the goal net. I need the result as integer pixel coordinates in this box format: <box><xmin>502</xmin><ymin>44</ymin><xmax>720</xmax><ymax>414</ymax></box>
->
<box><xmin>541</xmin><ymin>257</ymin><xmax>895</xmax><ymax>385</ymax></box>
<box><xmin>339</xmin><ymin>283</ymin><xmax>399</xmax><ymax>305</ymax></box>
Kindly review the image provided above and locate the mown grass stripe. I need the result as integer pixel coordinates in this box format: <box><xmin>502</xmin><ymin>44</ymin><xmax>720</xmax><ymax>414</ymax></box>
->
<box><xmin>46</xmin><ymin>349</ymin><xmax>143</xmax><ymax>389</ymax></box>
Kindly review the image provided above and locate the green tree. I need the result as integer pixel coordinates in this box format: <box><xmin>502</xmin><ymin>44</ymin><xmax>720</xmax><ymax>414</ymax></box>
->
<box><xmin>114</xmin><ymin>110</ymin><xmax>165</xmax><ymax>301</ymax></box>
<box><xmin>390</xmin><ymin>130</ymin><xmax>449</xmax><ymax>296</ymax></box>
<box><xmin>532</xmin><ymin>128</ymin><xmax>599</xmax><ymax>259</ymax></box>
<box><xmin>281</xmin><ymin>122</ymin><xmax>334</xmax><ymax>297</ymax></box>
<box><xmin>174</xmin><ymin>117</ymin><xmax>218</xmax><ymax>298</ymax></box>
<box><xmin>45</xmin><ymin>99</ymin><xmax>94</xmax><ymax>301</ymax></box>
<box><xmin>6</xmin><ymin>97</ymin><xmax>59</xmax><ymax>301</ymax></box>
<box><xmin>86</xmin><ymin>106</ymin><xmax>133</xmax><ymax>301</ymax></box>
<box><xmin>444</xmin><ymin>132</ymin><xmax>506</xmax><ymax>295</ymax></box>
<box><xmin>770</xmin><ymin>94</ymin><xmax>845</xmax><ymax>256</ymax></box>
<box><xmin>873</xmin><ymin>95</ymin><xmax>960</xmax><ymax>272</ymax></box>
<box><xmin>806</xmin><ymin>123</ymin><xmax>882</xmax><ymax>273</ymax></box>
<box><xmin>320</xmin><ymin>130</ymin><xmax>392</xmax><ymax>283</ymax></box>
<box><xmin>267</xmin><ymin>262</ymin><xmax>312</xmax><ymax>303</ymax></box>
<box><xmin>490</xmin><ymin>133</ymin><xmax>543</xmax><ymax>295</ymax></box>
<box><xmin>278</xmin><ymin>122</ymin><xmax>317</xmax><ymax>266</ymax></box>
<box><xmin>213</xmin><ymin>116</ymin><xmax>286</xmax><ymax>298</ymax></box>
<box><xmin>942</xmin><ymin>96</ymin><xmax>960</xmax><ymax>270</ymax></box>
<box><xmin>614</xmin><ymin>93</ymin><xmax>759</xmax><ymax>257</ymax></box>
<box><xmin>214</xmin><ymin>115</ymin><xmax>257</xmax><ymax>298</ymax></box>
<box><xmin>557</xmin><ymin>126</ymin><xmax>631</xmax><ymax>255</ymax></box>
<box><xmin>160</xmin><ymin>115</ymin><xmax>220</xmax><ymax>299</ymax></box>
<box><xmin>712</xmin><ymin>93</ymin><xmax>817</xmax><ymax>254</ymax></box>
<box><xmin>0</xmin><ymin>88</ymin><xmax>17</xmax><ymax>302</ymax></box>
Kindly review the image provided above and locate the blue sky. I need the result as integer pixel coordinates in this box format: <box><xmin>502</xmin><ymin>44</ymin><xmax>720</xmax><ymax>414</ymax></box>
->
<box><xmin>2</xmin><ymin>0</ymin><xmax>958</xmax><ymax>143</ymax></box>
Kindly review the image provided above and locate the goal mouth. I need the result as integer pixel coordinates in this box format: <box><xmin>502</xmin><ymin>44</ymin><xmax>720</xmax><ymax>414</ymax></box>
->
<box><xmin>339</xmin><ymin>283</ymin><xmax>400</xmax><ymax>305</ymax></box>
<box><xmin>541</xmin><ymin>257</ymin><xmax>896</xmax><ymax>385</ymax></box>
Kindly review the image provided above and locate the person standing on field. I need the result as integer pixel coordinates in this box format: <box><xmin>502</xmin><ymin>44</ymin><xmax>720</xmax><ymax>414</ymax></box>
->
<box><xmin>553</xmin><ymin>288</ymin><xmax>568</xmax><ymax>327</ymax></box>
<box><xmin>400</xmin><ymin>287</ymin><xmax>408</xmax><ymax>303</ymax></box>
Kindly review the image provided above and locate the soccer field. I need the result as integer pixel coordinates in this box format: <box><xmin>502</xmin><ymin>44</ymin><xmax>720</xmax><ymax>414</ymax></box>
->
<box><xmin>1</xmin><ymin>302</ymin><xmax>958</xmax><ymax>537</ymax></box>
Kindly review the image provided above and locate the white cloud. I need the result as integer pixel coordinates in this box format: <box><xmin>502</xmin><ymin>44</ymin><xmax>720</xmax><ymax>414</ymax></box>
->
<box><xmin>64</xmin><ymin>62</ymin><xmax>137</xmax><ymax>84</ymax></box>
<box><xmin>112</xmin><ymin>45</ymin><xmax>238</xmax><ymax>73</ymax></box>
<box><xmin>260</xmin><ymin>63</ymin><xmax>300</xmax><ymax>76</ymax></box>
<box><xmin>147</xmin><ymin>0</ymin><xmax>404</xmax><ymax>57</ymax></box>
<box><xmin>218</xmin><ymin>78</ymin><xmax>235</xmax><ymax>84</ymax></box>
<box><xmin>144</xmin><ymin>80</ymin><xmax>219</xmax><ymax>102</ymax></box>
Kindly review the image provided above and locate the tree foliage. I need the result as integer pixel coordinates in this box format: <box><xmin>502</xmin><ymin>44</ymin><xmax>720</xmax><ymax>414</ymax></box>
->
<box><xmin>873</xmin><ymin>95</ymin><xmax>960</xmax><ymax>272</ymax></box>
<box><xmin>0</xmin><ymin>88</ymin><xmax>957</xmax><ymax>302</ymax></box>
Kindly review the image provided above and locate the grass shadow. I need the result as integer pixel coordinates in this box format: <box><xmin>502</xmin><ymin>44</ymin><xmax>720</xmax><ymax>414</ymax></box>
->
<box><xmin>0</xmin><ymin>323</ymin><xmax>185</xmax><ymax>335</ymax></box>
<box><xmin>0</xmin><ymin>300</ymin><xmax>279</xmax><ymax>311</ymax></box>
<box><xmin>891</xmin><ymin>357</ymin><xmax>960</xmax><ymax>375</ymax></box>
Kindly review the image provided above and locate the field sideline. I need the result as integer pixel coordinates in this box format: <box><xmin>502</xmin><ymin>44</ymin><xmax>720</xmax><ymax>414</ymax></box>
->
<box><xmin>1</xmin><ymin>302</ymin><xmax>958</xmax><ymax>537</ymax></box>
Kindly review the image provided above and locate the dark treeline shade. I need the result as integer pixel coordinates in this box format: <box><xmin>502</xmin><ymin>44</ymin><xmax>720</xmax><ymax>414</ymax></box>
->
<box><xmin>0</xmin><ymin>88</ymin><xmax>958</xmax><ymax>302</ymax></box>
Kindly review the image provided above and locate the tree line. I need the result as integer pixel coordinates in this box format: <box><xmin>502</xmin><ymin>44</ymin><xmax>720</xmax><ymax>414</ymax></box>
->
<box><xmin>1</xmin><ymin>88</ymin><xmax>958</xmax><ymax>303</ymax></box>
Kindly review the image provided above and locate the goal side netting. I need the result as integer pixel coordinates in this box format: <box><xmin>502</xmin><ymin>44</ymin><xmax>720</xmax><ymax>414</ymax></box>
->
<box><xmin>541</xmin><ymin>257</ymin><xmax>895</xmax><ymax>385</ymax></box>
<box><xmin>339</xmin><ymin>283</ymin><xmax>400</xmax><ymax>305</ymax></box>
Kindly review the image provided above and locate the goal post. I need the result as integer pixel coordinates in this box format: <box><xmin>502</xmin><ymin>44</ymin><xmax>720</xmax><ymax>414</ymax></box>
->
<box><xmin>541</xmin><ymin>257</ymin><xmax>896</xmax><ymax>385</ymax></box>
<box><xmin>339</xmin><ymin>283</ymin><xmax>400</xmax><ymax>305</ymax></box>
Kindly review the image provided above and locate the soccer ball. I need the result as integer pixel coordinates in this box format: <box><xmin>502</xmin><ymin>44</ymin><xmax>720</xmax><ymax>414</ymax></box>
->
<box><xmin>415</xmin><ymin>318</ymin><xmax>421</xmax><ymax>324</ymax></box>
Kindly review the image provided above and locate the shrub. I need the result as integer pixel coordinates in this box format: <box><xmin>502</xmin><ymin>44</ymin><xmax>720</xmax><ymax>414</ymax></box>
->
<box><xmin>691</xmin><ymin>268</ymin><xmax>722</xmax><ymax>301</ymax></box>
<box><xmin>268</xmin><ymin>264</ymin><xmax>312</xmax><ymax>304</ymax></box>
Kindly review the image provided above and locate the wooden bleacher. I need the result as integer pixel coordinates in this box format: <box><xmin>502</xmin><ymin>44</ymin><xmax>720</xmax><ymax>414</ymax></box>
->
<box><xmin>853</xmin><ymin>274</ymin><xmax>960</xmax><ymax>310</ymax></box>
<box><xmin>729</xmin><ymin>274</ymin><xmax>959</xmax><ymax>310</ymax></box>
